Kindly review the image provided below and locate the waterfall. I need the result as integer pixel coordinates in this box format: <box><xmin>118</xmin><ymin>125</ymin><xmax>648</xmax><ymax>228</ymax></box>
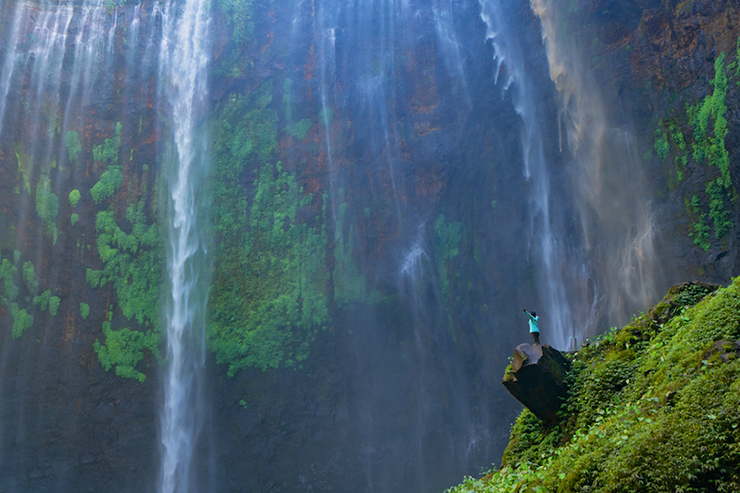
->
<box><xmin>157</xmin><ymin>0</ymin><xmax>212</xmax><ymax>490</ymax></box>
<box><xmin>479</xmin><ymin>0</ymin><xmax>576</xmax><ymax>349</ymax></box>
<box><xmin>529</xmin><ymin>0</ymin><xmax>661</xmax><ymax>326</ymax></box>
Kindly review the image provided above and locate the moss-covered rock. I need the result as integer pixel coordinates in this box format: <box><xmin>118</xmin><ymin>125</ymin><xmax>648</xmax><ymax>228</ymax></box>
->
<box><xmin>447</xmin><ymin>279</ymin><xmax>740</xmax><ymax>493</ymax></box>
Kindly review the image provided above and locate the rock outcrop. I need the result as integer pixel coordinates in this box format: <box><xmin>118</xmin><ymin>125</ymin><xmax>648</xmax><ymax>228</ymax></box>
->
<box><xmin>502</xmin><ymin>344</ymin><xmax>571</xmax><ymax>426</ymax></box>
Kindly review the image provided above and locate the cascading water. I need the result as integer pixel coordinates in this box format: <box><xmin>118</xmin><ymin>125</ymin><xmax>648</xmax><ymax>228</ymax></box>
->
<box><xmin>157</xmin><ymin>0</ymin><xmax>212</xmax><ymax>490</ymax></box>
<box><xmin>480</xmin><ymin>0</ymin><xmax>577</xmax><ymax>350</ymax></box>
<box><xmin>530</xmin><ymin>0</ymin><xmax>662</xmax><ymax>327</ymax></box>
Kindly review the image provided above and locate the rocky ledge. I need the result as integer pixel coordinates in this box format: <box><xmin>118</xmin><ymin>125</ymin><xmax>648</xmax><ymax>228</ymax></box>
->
<box><xmin>502</xmin><ymin>344</ymin><xmax>570</xmax><ymax>426</ymax></box>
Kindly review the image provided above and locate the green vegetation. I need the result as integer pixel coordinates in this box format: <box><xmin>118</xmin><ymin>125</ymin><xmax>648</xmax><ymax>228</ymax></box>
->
<box><xmin>22</xmin><ymin>261</ymin><xmax>38</xmax><ymax>293</ymax></box>
<box><xmin>80</xmin><ymin>302</ymin><xmax>90</xmax><ymax>320</ymax></box>
<box><xmin>90</xmin><ymin>123</ymin><xmax>124</xmax><ymax>203</ymax></box>
<box><xmin>687</xmin><ymin>53</ymin><xmax>730</xmax><ymax>188</ymax></box>
<box><xmin>87</xmin><ymin>201</ymin><xmax>163</xmax><ymax>381</ymax></box>
<box><xmin>87</xmin><ymin>201</ymin><xmax>163</xmax><ymax>328</ymax></box>
<box><xmin>216</xmin><ymin>0</ymin><xmax>255</xmax><ymax>44</ymax></box>
<box><xmin>10</xmin><ymin>302</ymin><xmax>34</xmax><ymax>339</ymax></box>
<box><xmin>707</xmin><ymin>178</ymin><xmax>732</xmax><ymax>239</ymax></box>
<box><xmin>655</xmin><ymin>49</ymin><xmax>736</xmax><ymax>248</ymax></box>
<box><xmin>93</xmin><ymin>322</ymin><xmax>160</xmax><ymax>382</ymax></box>
<box><xmin>0</xmin><ymin>257</ymin><xmax>19</xmax><ymax>305</ymax></box>
<box><xmin>209</xmin><ymin>161</ymin><xmax>330</xmax><ymax>375</ymax></box>
<box><xmin>653</xmin><ymin>127</ymin><xmax>669</xmax><ymax>162</ymax></box>
<box><xmin>93</xmin><ymin>122</ymin><xmax>122</xmax><ymax>165</ymax></box>
<box><xmin>688</xmin><ymin>195</ymin><xmax>711</xmax><ymax>251</ymax></box>
<box><xmin>69</xmin><ymin>189</ymin><xmax>81</xmax><ymax>208</ymax></box>
<box><xmin>286</xmin><ymin>119</ymin><xmax>312</xmax><ymax>140</ymax></box>
<box><xmin>64</xmin><ymin>130</ymin><xmax>82</xmax><ymax>162</ymax></box>
<box><xmin>33</xmin><ymin>289</ymin><xmax>59</xmax><ymax>316</ymax></box>
<box><xmin>35</xmin><ymin>175</ymin><xmax>59</xmax><ymax>244</ymax></box>
<box><xmin>434</xmin><ymin>214</ymin><xmax>462</xmax><ymax>299</ymax></box>
<box><xmin>70</xmin><ymin>213</ymin><xmax>79</xmax><ymax>226</ymax></box>
<box><xmin>91</xmin><ymin>166</ymin><xmax>123</xmax><ymax>204</ymax></box>
<box><xmin>447</xmin><ymin>281</ymin><xmax>740</xmax><ymax>493</ymax></box>
<box><xmin>209</xmin><ymin>83</ymin><xmax>331</xmax><ymax>375</ymax></box>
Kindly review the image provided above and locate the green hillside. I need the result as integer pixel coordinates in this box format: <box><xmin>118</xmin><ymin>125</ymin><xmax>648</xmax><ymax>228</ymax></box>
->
<box><xmin>448</xmin><ymin>279</ymin><xmax>740</xmax><ymax>492</ymax></box>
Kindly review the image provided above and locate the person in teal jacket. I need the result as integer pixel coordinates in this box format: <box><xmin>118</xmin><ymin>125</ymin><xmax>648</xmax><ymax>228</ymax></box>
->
<box><xmin>523</xmin><ymin>309</ymin><xmax>540</xmax><ymax>345</ymax></box>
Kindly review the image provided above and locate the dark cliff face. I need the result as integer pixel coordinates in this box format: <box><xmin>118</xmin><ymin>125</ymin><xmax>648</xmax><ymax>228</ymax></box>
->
<box><xmin>563</xmin><ymin>0</ymin><xmax>740</xmax><ymax>283</ymax></box>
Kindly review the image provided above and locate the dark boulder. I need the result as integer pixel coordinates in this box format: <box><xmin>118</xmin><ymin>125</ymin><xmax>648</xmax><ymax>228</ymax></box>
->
<box><xmin>502</xmin><ymin>344</ymin><xmax>571</xmax><ymax>426</ymax></box>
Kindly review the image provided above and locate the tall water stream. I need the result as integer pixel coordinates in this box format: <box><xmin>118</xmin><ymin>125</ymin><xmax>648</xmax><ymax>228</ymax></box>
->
<box><xmin>158</xmin><ymin>0</ymin><xmax>212</xmax><ymax>490</ymax></box>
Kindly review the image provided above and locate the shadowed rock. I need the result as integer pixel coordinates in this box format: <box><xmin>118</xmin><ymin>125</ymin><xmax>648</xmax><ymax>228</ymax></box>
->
<box><xmin>502</xmin><ymin>344</ymin><xmax>570</xmax><ymax>426</ymax></box>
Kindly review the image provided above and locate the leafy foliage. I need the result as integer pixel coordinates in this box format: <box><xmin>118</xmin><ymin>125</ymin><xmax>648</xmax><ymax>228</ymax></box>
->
<box><xmin>655</xmin><ymin>49</ymin><xmax>736</xmax><ymax>248</ymax></box>
<box><xmin>80</xmin><ymin>302</ymin><xmax>90</xmax><ymax>320</ymax></box>
<box><xmin>688</xmin><ymin>195</ymin><xmax>711</xmax><ymax>251</ymax></box>
<box><xmin>10</xmin><ymin>302</ymin><xmax>33</xmax><ymax>339</ymax></box>
<box><xmin>64</xmin><ymin>130</ymin><xmax>82</xmax><ymax>162</ymax></box>
<box><xmin>0</xmin><ymin>257</ymin><xmax>19</xmax><ymax>305</ymax></box>
<box><xmin>688</xmin><ymin>53</ymin><xmax>730</xmax><ymax>188</ymax></box>
<box><xmin>35</xmin><ymin>175</ymin><xmax>59</xmax><ymax>244</ymax></box>
<box><xmin>87</xmin><ymin>201</ymin><xmax>163</xmax><ymax>328</ymax></box>
<box><xmin>209</xmin><ymin>161</ymin><xmax>330</xmax><ymax>375</ymax></box>
<box><xmin>653</xmin><ymin>127</ymin><xmax>669</xmax><ymax>161</ymax></box>
<box><xmin>93</xmin><ymin>322</ymin><xmax>160</xmax><ymax>382</ymax></box>
<box><xmin>22</xmin><ymin>261</ymin><xmax>38</xmax><ymax>293</ymax></box>
<box><xmin>91</xmin><ymin>166</ymin><xmax>123</xmax><ymax>204</ymax></box>
<box><xmin>69</xmin><ymin>189</ymin><xmax>81</xmax><ymax>208</ymax></box>
<box><xmin>446</xmin><ymin>281</ymin><xmax>740</xmax><ymax>493</ymax></box>
<box><xmin>93</xmin><ymin>122</ymin><xmax>122</xmax><ymax>165</ymax></box>
<box><xmin>286</xmin><ymin>119</ymin><xmax>312</xmax><ymax>140</ymax></box>
<box><xmin>209</xmin><ymin>85</ymin><xmax>330</xmax><ymax>375</ymax></box>
<box><xmin>88</xmin><ymin>201</ymin><xmax>163</xmax><ymax>381</ymax></box>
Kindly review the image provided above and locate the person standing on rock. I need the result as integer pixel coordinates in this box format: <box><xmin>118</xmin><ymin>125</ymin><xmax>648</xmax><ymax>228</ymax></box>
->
<box><xmin>523</xmin><ymin>309</ymin><xmax>540</xmax><ymax>345</ymax></box>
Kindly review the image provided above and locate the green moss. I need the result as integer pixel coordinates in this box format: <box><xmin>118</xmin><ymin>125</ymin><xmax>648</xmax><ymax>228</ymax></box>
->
<box><xmin>653</xmin><ymin>127</ymin><xmax>669</xmax><ymax>162</ymax></box>
<box><xmin>91</xmin><ymin>166</ymin><xmax>123</xmax><ymax>204</ymax></box>
<box><xmin>10</xmin><ymin>302</ymin><xmax>33</xmax><ymax>339</ymax></box>
<box><xmin>447</xmin><ymin>281</ymin><xmax>740</xmax><ymax>493</ymax></box>
<box><xmin>706</xmin><ymin>178</ymin><xmax>732</xmax><ymax>238</ymax></box>
<box><xmin>93</xmin><ymin>321</ymin><xmax>160</xmax><ymax>382</ymax></box>
<box><xmin>70</xmin><ymin>213</ymin><xmax>79</xmax><ymax>226</ymax></box>
<box><xmin>69</xmin><ymin>189</ymin><xmax>81</xmax><ymax>208</ymax></box>
<box><xmin>22</xmin><ymin>261</ymin><xmax>37</xmax><ymax>293</ymax></box>
<box><xmin>93</xmin><ymin>122</ymin><xmax>122</xmax><ymax>165</ymax></box>
<box><xmin>688</xmin><ymin>196</ymin><xmax>711</xmax><ymax>251</ymax></box>
<box><xmin>0</xmin><ymin>257</ymin><xmax>18</xmax><ymax>306</ymax></box>
<box><xmin>35</xmin><ymin>175</ymin><xmax>59</xmax><ymax>244</ymax></box>
<box><xmin>687</xmin><ymin>53</ymin><xmax>731</xmax><ymax>189</ymax></box>
<box><xmin>88</xmin><ymin>202</ymin><xmax>163</xmax><ymax>328</ymax></box>
<box><xmin>286</xmin><ymin>119</ymin><xmax>312</xmax><ymax>140</ymax></box>
<box><xmin>209</xmin><ymin>159</ymin><xmax>329</xmax><ymax>375</ymax></box>
<box><xmin>64</xmin><ymin>130</ymin><xmax>82</xmax><ymax>162</ymax></box>
<box><xmin>49</xmin><ymin>296</ymin><xmax>60</xmax><ymax>316</ymax></box>
<box><xmin>33</xmin><ymin>289</ymin><xmax>51</xmax><ymax>310</ymax></box>
<box><xmin>216</xmin><ymin>0</ymin><xmax>255</xmax><ymax>44</ymax></box>
<box><xmin>84</xmin><ymin>197</ymin><xmax>163</xmax><ymax>381</ymax></box>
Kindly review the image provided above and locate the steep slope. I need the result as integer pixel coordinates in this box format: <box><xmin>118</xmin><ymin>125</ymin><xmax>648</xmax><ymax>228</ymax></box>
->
<box><xmin>446</xmin><ymin>279</ymin><xmax>740</xmax><ymax>492</ymax></box>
